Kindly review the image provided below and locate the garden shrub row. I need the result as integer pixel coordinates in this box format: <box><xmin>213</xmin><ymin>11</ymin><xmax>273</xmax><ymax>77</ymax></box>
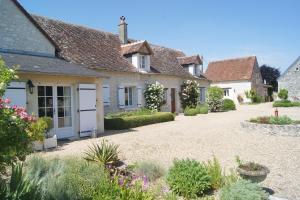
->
<box><xmin>273</xmin><ymin>100</ymin><xmax>300</xmax><ymax>107</ymax></box>
<box><xmin>105</xmin><ymin>112</ymin><xmax>175</xmax><ymax>130</ymax></box>
<box><xmin>184</xmin><ymin>104</ymin><xmax>209</xmax><ymax>116</ymax></box>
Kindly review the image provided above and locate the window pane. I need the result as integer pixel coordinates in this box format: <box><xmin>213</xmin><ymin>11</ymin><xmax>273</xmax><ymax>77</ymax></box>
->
<box><xmin>64</xmin><ymin>97</ymin><xmax>71</xmax><ymax>107</ymax></box>
<box><xmin>46</xmin><ymin>86</ymin><xmax>53</xmax><ymax>96</ymax></box>
<box><xmin>129</xmin><ymin>87</ymin><xmax>133</xmax><ymax>105</ymax></box>
<box><xmin>38</xmin><ymin>86</ymin><xmax>45</xmax><ymax>96</ymax></box>
<box><xmin>57</xmin><ymin>97</ymin><xmax>64</xmax><ymax>107</ymax></box>
<box><xmin>46</xmin><ymin>97</ymin><xmax>53</xmax><ymax>107</ymax></box>
<box><xmin>46</xmin><ymin>108</ymin><xmax>53</xmax><ymax>118</ymax></box>
<box><xmin>64</xmin><ymin>87</ymin><xmax>71</xmax><ymax>96</ymax></box>
<box><xmin>38</xmin><ymin>97</ymin><xmax>45</xmax><ymax>107</ymax></box>
<box><xmin>58</xmin><ymin>118</ymin><xmax>64</xmax><ymax>128</ymax></box>
<box><xmin>57</xmin><ymin>87</ymin><xmax>63</xmax><ymax>96</ymax></box>
<box><xmin>64</xmin><ymin>117</ymin><xmax>72</xmax><ymax>127</ymax></box>
<box><xmin>125</xmin><ymin>87</ymin><xmax>129</xmax><ymax>106</ymax></box>
<box><xmin>38</xmin><ymin>108</ymin><xmax>45</xmax><ymax>117</ymax></box>
<box><xmin>65</xmin><ymin>107</ymin><xmax>72</xmax><ymax>117</ymax></box>
<box><xmin>58</xmin><ymin>107</ymin><xmax>64</xmax><ymax>117</ymax></box>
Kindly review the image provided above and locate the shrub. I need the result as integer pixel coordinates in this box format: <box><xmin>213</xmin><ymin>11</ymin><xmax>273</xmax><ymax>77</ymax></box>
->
<box><xmin>207</xmin><ymin>86</ymin><xmax>223</xmax><ymax>112</ymax></box>
<box><xmin>167</xmin><ymin>159</ymin><xmax>211</xmax><ymax>198</ymax></box>
<box><xmin>269</xmin><ymin>115</ymin><xmax>293</xmax><ymax>125</ymax></box>
<box><xmin>205</xmin><ymin>156</ymin><xmax>224</xmax><ymax>190</ymax></box>
<box><xmin>245</xmin><ymin>89</ymin><xmax>263</xmax><ymax>103</ymax></box>
<box><xmin>220</xmin><ymin>179</ymin><xmax>267</xmax><ymax>200</ymax></box>
<box><xmin>0</xmin><ymin>162</ymin><xmax>40</xmax><ymax>200</ymax></box>
<box><xmin>184</xmin><ymin>107</ymin><xmax>198</xmax><ymax>116</ymax></box>
<box><xmin>273</xmin><ymin>100</ymin><xmax>300</xmax><ymax>107</ymax></box>
<box><xmin>132</xmin><ymin>161</ymin><xmax>165</xmax><ymax>182</ymax></box>
<box><xmin>222</xmin><ymin>99</ymin><xmax>236</xmax><ymax>111</ymax></box>
<box><xmin>179</xmin><ymin>80</ymin><xmax>200</xmax><ymax>109</ymax></box>
<box><xmin>196</xmin><ymin>104</ymin><xmax>209</xmax><ymax>114</ymax></box>
<box><xmin>278</xmin><ymin>89</ymin><xmax>288</xmax><ymax>100</ymax></box>
<box><xmin>105</xmin><ymin>112</ymin><xmax>175</xmax><ymax>130</ymax></box>
<box><xmin>26</xmin><ymin>117</ymin><xmax>52</xmax><ymax>141</ymax></box>
<box><xmin>144</xmin><ymin>82</ymin><xmax>165</xmax><ymax>111</ymax></box>
<box><xmin>84</xmin><ymin>140</ymin><xmax>120</xmax><ymax>167</ymax></box>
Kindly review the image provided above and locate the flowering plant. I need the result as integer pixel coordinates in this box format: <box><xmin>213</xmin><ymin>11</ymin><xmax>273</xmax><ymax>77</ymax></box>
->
<box><xmin>179</xmin><ymin>80</ymin><xmax>200</xmax><ymax>109</ymax></box>
<box><xmin>0</xmin><ymin>58</ymin><xmax>39</xmax><ymax>174</ymax></box>
<box><xmin>144</xmin><ymin>82</ymin><xmax>164</xmax><ymax>111</ymax></box>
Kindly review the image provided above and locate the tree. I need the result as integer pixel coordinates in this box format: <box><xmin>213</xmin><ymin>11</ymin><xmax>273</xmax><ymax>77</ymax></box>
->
<box><xmin>260</xmin><ymin>65</ymin><xmax>280</xmax><ymax>92</ymax></box>
<box><xmin>179</xmin><ymin>80</ymin><xmax>200</xmax><ymax>109</ymax></box>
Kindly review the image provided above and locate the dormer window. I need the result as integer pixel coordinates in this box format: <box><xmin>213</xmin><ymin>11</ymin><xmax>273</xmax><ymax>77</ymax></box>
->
<box><xmin>140</xmin><ymin>55</ymin><xmax>146</xmax><ymax>69</ymax></box>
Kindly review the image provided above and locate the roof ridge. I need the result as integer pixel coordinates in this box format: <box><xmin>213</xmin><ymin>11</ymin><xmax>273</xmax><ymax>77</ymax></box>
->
<box><xmin>209</xmin><ymin>55</ymin><xmax>256</xmax><ymax>64</ymax></box>
<box><xmin>121</xmin><ymin>40</ymin><xmax>146</xmax><ymax>47</ymax></box>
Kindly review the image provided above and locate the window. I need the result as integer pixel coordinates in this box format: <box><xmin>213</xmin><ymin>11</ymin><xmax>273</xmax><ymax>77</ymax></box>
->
<box><xmin>125</xmin><ymin>87</ymin><xmax>133</xmax><ymax>106</ymax></box>
<box><xmin>140</xmin><ymin>55</ymin><xmax>146</xmax><ymax>69</ymax></box>
<box><xmin>38</xmin><ymin>86</ymin><xmax>53</xmax><ymax>118</ymax></box>
<box><xmin>223</xmin><ymin>89</ymin><xmax>230</xmax><ymax>97</ymax></box>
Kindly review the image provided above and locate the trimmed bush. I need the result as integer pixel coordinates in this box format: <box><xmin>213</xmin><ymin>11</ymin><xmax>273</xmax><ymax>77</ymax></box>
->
<box><xmin>105</xmin><ymin>112</ymin><xmax>175</xmax><ymax>130</ymax></box>
<box><xmin>184</xmin><ymin>107</ymin><xmax>198</xmax><ymax>116</ymax></box>
<box><xmin>222</xmin><ymin>99</ymin><xmax>236</xmax><ymax>111</ymax></box>
<box><xmin>106</xmin><ymin>108</ymin><xmax>153</xmax><ymax>119</ymax></box>
<box><xmin>273</xmin><ymin>100</ymin><xmax>300</xmax><ymax>107</ymax></box>
<box><xmin>220</xmin><ymin>179</ymin><xmax>267</xmax><ymax>200</ymax></box>
<box><xmin>167</xmin><ymin>159</ymin><xmax>211</xmax><ymax>198</ymax></box>
<box><xmin>278</xmin><ymin>88</ymin><xmax>288</xmax><ymax>100</ymax></box>
<box><xmin>207</xmin><ymin>86</ymin><xmax>223</xmax><ymax>112</ymax></box>
<box><xmin>196</xmin><ymin>104</ymin><xmax>209</xmax><ymax>114</ymax></box>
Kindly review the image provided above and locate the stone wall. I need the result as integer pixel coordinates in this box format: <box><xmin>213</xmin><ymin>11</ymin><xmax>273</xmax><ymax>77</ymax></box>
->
<box><xmin>278</xmin><ymin>58</ymin><xmax>300</xmax><ymax>101</ymax></box>
<box><xmin>0</xmin><ymin>0</ymin><xmax>55</xmax><ymax>55</ymax></box>
<box><xmin>241</xmin><ymin>121</ymin><xmax>300</xmax><ymax>137</ymax></box>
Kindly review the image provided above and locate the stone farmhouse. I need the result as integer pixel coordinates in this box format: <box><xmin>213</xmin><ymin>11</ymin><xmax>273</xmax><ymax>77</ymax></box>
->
<box><xmin>278</xmin><ymin>56</ymin><xmax>300</xmax><ymax>101</ymax></box>
<box><xmin>0</xmin><ymin>0</ymin><xmax>209</xmax><ymax>139</ymax></box>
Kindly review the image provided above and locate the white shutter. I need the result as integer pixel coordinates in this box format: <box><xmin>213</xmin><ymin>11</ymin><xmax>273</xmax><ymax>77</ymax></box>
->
<box><xmin>137</xmin><ymin>86</ymin><xmax>142</xmax><ymax>107</ymax></box>
<box><xmin>103</xmin><ymin>85</ymin><xmax>110</xmax><ymax>106</ymax></box>
<box><xmin>118</xmin><ymin>86</ymin><xmax>125</xmax><ymax>108</ymax></box>
<box><xmin>4</xmin><ymin>82</ymin><xmax>26</xmax><ymax>108</ymax></box>
<box><xmin>78</xmin><ymin>84</ymin><xmax>97</xmax><ymax>137</ymax></box>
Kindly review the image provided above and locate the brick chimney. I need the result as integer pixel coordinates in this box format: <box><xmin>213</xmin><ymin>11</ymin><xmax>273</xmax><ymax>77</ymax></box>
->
<box><xmin>119</xmin><ymin>16</ymin><xmax>128</xmax><ymax>44</ymax></box>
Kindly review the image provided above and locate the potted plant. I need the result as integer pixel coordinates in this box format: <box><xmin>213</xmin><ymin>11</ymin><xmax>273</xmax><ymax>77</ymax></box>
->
<box><xmin>237</xmin><ymin>161</ymin><xmax>270</xmax><ymax>183</ymax></box>
<box><xmin>31</xmin><ymin>117</ymin><xmax>57</xmax><ymax>150</ymax></box>
<box><xmin>42</xmin><ymin>117</ymin><xmax>57</xmax><ymax>149</ymax></box>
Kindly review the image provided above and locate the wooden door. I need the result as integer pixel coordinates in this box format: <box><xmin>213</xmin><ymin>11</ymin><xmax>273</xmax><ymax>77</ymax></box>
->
<box><xmin>171</xmin><ymin>88</ymin><xmax>176</xmax><ymax>113</ymax></box>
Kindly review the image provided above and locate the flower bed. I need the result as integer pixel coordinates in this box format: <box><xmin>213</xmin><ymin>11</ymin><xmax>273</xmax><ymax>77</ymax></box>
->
<box><xmin>273</xmin><ymin>100</ymin><xmax>300</xmax><ymax>107</ymax></box>
<box><xmin>105</xmin><ymin>110</ymin><xmax>175</xmax><ymax>130</ymax></box>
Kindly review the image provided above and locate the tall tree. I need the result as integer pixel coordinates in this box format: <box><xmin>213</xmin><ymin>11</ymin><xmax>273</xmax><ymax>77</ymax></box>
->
<box><xmin>260</xmin><ymin>65</ymin><xmax>280</xmax><ymax>92</ymax></box>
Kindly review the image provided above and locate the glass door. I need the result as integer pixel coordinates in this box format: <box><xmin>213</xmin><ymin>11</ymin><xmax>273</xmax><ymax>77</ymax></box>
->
<box><xmin>37</xmin><ymin>85</ymin><xmax>74</xmax><ymax>139</ymax></box>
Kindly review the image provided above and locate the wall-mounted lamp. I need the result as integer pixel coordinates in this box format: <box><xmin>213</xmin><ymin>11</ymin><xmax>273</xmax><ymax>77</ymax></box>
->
<box><xmin>27</xmin><ymin>80</ymin><xmax>35</xmax><ymax>94</ymax></box>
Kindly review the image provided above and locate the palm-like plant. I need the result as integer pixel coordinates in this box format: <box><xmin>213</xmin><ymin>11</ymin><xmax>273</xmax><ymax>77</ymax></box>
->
<box><xmin>84</xmin><ymin>140</ymin><xmax>120</xmax><ymax>167</ymax></box>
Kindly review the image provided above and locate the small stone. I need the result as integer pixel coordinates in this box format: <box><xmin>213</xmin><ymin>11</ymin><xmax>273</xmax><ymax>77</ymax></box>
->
<box><xmin>268</xmin><ymin>195</ymin><xmax>288</xmax><ymax>200</ymax></box>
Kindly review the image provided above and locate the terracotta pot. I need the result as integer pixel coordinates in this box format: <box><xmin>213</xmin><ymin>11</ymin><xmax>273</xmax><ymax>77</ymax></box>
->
<box><xmin>237</xmin><ymin>162</ymin><xmax>270</xmax><ymax>183</ymax></box>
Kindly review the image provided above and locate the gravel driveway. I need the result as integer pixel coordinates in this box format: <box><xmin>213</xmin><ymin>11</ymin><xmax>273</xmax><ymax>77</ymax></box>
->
<box><xmin>41</xmin><ymin>103</ymin><xmax>300</xmax><ymax>199</ymax></box>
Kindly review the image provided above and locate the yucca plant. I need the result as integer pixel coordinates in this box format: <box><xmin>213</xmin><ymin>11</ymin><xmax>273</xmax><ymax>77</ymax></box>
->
<box><xmin>84</xmin><ymin>140</ymin><xmax>120</xmax><ymax>167</ymax></box>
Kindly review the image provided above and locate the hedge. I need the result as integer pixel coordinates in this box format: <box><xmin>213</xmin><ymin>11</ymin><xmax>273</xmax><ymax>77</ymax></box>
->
<box><xmin>222</xmin><ymin>99</ymin><xmax>236</xmax><ymax>111</ymax></box>
<box><xmin>184</xmin><ymin>107</ymin><xmax>198</xmax><ymax>116</ymax></box>
<box><xmin>105</xmin><ymin>112</ymin><xmax>175</xmax><ymax>130</ymax></box>
<box><xmin>273</xmin><ymin>100</ymin><xmax>300</xmax><ymax>107</ymax></box>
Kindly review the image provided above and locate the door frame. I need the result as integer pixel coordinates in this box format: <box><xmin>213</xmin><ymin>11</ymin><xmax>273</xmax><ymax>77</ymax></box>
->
<box><xmin>36</xmin><ymin>84</ymin><xmax>75</xmax><ymax>139</ymax></box>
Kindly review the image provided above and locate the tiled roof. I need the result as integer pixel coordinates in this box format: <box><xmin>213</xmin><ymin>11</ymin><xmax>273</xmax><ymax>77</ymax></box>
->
<box><xmin>177</xmin><ymin>55</ymin><xmax>202</xmax><ymax>65</ymax></box>
<box><xmin>205</xmin><ymin>56</ymin><xmax>257</xmax><ymax>82</ymax></box>
<box><xmin>33</xmin><ymin>16</ymin><xmax>196</xmax><ymax>78</ymax></box>
<box><xmin>0</xmin><ymin>52</ymin><xmax>104</xmax><ymax>77</ymax></box>
<box><xmin>121</xmin><ymin>40</ymin><xmax>153</xmax><ymax>55</ymax></box>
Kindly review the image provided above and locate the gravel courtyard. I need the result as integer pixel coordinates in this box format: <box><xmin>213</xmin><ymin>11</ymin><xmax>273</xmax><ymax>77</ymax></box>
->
<box><xmin>41</xmin><ymin>103</ymin><xmax>300</xmax><ymax>199</ymax></box>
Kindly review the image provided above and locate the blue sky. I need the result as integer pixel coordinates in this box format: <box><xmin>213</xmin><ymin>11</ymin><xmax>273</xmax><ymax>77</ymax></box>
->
<box><xmin>20</xmin><ymin>0</ymin><xmax>300</xmax><ymax>72</ymax></box>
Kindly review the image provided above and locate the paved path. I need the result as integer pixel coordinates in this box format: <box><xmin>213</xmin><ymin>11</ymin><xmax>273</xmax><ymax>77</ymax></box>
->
<box><xmin>41</xmin><ymin>103</ymin><xmax>300</xmax><ymax>199</ymax></box>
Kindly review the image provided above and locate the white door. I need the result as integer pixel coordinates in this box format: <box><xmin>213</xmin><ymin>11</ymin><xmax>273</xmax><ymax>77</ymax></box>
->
<box><xmin>4</xmin><ymin>82</ymin><xmax>27</xmax><ymax>108</ymax></box>
<box><xmin>78</xmin><ymin>84</ymin><xmax>97</xmax><ymax>137</ymax></box>
<box><xmin>37</xmin><ymin>85</ymin><xmax>74</xmax><ymax>139</ymax></box>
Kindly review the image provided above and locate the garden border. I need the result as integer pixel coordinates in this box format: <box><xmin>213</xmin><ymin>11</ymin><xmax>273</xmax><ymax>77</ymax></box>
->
<box><xmin>240</xmin><ymin>121</ymin><xmax>300</xmax><ymax>137</ymax></box>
